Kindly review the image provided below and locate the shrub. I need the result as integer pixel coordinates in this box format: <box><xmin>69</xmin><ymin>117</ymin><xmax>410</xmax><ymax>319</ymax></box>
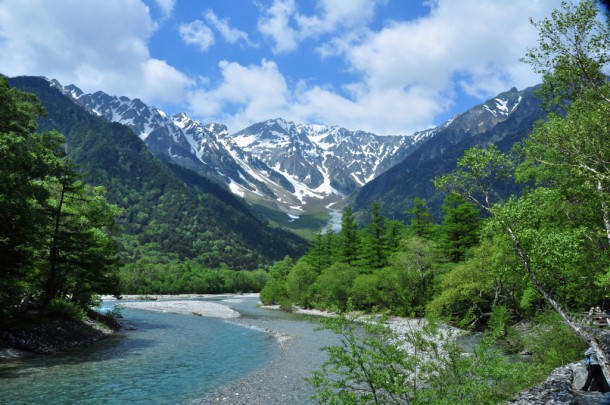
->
<box><xmin>47</xmin><ymin>299</ymin><xmax>87</xmax><ymax>321</ymax></box>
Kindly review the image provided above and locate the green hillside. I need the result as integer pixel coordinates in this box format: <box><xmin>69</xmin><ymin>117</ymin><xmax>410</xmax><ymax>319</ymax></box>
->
<box><xmin>9</xmin><ymin>76</ymin><xmax>307</xmax><ymax>271</ymax></box>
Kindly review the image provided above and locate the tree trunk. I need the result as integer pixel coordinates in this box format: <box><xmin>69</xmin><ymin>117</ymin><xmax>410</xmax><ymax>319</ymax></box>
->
<box><xmin>505</xmin><ymin>223</ymin><xmax>610</xmax><ymax>384</ymax></box>
<box><xmin>598</xmin><ymin>179</ymin><xmax>610</xmax><ymax>246</ymax></box>
<box><xmin>40</xmin><ymin>181</ymin><xmax>67</xmax><ymax>313</ymax></box>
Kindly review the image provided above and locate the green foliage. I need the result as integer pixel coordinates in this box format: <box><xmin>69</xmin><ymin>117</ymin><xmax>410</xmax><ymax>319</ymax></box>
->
<box><xmin>363</xmin><ymin>201</ymin><xmax>388</xmax><ymax>269</ymax></box>
<box><xmin>0</xmin><ymin>77</ymin><xmax>65</xmax><ymax>310</ymax></box>
<box><xmin>339</xmin><ymin>206</ymin><xmax>360</xmax><ymax>265</ymax></box>
<box><xmin>384</xmin><ymin>237</ymin><xmax>442</xmax><ymax>317</ymax></box>
<box><xmin>522</xmin><ymin>0</ymin><xmax>610</xmax><ymax>110</ymax></box>
<box><xmin>259</xmin><ymin>278</ymin><xmax>288</xmax><ymax>305</ymax></box>
<box><xmin>0</xmin><ymin>77</ymin><xmax>121</xmax><ymax>324</ymax></box>
<box><xmin>259</xmin><ymin>256</ymin><xmax>295</xmax><ymax>305</ymax></box>
<box><xmin>434</xmin><ymin>144</ymin><xmax>516</xmax><ymax>211</ymax></box>
<box><xmin>46</xmin><ymin>299</ymin><xmax>87</xmax><ymax>321</ymax></box>
<box><xmin>518</xmin><ymin>310</ymin><xmax>585</xmax><ymax>370</ymax></box>
<box><xmin>438</xmin><ymin>194</ymin><xmax>481</xmax><ymax>263</ymax></box>
<box><xmin>407</xmin><ymin>197</ymin><xmax>437</xmax><ymax>239</ymax></box>
<box><xmin>120</xmin><ymin>259</ymin><xmax>268</xmax><ymax>295</ymax></box>
<box><xmin>310</xmin><ymin>263</ymin><xmax>359</xmax><ymax>311</ymax></box>
<box><xmin>308</xmin><ymin>314</ymin><xmax>535</xmax><ymax>405</ymax></box>
<box><xmin>286</xmin><ymin>260</ymin><xmax>318</xmax><ymax>307</ymax></box>
<box><xmin>427</xmin><ymin>236</ymin><xmax>523</xmax><ymax>324</ymax></box>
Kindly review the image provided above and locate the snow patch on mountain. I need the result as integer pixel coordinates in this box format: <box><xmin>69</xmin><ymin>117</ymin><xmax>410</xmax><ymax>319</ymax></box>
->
<box><xmin>47</xmin><ymin>78</ymin><xmax>452</xmax><ymax>221</ymax></box>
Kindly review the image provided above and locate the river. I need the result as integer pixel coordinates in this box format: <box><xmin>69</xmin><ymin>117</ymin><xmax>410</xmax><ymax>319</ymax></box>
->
<box><xmin>0</xmin><ymin>295</ymin><xmax>336</xmax><ymax>405</ymax></box>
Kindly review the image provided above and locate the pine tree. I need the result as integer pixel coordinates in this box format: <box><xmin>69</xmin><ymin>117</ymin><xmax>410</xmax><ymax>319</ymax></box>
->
<box><xmin>407</xmin><ymin>197</ymin><xmax>436</xmax><ymax>239</ymax></box>
<box><xmin>439</xmin><ymin>194</ymin><xmax>481</xmax><ymax>263</ymax></box>
<box><xmin>339</xmin><ymin>206</ymin><xmax>360</xmax><ymax>264</ymax></box>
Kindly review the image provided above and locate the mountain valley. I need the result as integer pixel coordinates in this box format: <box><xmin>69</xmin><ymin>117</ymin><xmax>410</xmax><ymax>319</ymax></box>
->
<box><xmin>47</xmin><ymin>78</ymin><xmax>542</xmax><ymax>232</ymax></box>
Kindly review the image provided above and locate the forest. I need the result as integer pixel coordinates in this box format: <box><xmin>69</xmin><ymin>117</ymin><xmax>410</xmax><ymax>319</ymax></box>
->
<box><xmin>261</xmin><ymin>1</ymin><xmax>610</xmax><ymax>402</ymax></box>
<box><xmin>0</xmin><ymin>76</ymin><xmax>121</xmax><ymax>324</ymax></box>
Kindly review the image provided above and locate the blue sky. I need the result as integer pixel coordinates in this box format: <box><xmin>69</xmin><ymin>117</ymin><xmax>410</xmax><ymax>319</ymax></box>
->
<box><xmin>0</xmin><ymin>0</ymin><xmax>563</xmax><ymax>134</ymax></box>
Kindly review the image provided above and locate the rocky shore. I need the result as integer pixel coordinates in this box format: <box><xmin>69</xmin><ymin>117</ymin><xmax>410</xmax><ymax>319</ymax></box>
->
<box><xmin>506</xmin><ymin>361</ymin><xmax>609</xmax><ymax>405</ymax></box>
<box><xmin>1</xmin><ymin>316</ymin><xmax>117</xmax><ymax>359</ymax></box>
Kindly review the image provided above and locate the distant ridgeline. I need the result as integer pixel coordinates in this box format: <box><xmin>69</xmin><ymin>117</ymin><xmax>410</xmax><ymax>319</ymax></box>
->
<box><xmin>351</xmin><ymin>85</ymin><xmax>544</xmax><ymax>221</ymax></box>
<box><xmin>9</xmin><ymin>76</ymin><xmax>308</xmax><ymax>270</ymax></box>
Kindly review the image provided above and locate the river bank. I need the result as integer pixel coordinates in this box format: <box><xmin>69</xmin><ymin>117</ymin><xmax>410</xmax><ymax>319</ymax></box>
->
<box><xmin>3</xmin><ymin>294</ymin><xmax>598</xmax><ymax>404</ymax></box>
<box><xmin>0</xmin><ymin>315</ymin><xmax>118</xmax><ymax>359</ymax></box>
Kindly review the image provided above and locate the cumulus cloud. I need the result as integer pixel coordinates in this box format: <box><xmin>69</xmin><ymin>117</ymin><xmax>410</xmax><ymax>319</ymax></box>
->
<box><xmin>339</xmin><ymin>0</ymin><xmax>555</xmax><ymax>111</ymax></box>
<box><xmin>258</xmin><ymin>0</ymin><xmax>384</xmax><ymax>54</ymax></box>
<box><xmin>203</xmin><ymin>10</ymin><xmax>255</xmax><ymax>46</ymax></box>
<box><xmin>179</xmin><ymin>20</ymin><xmax>215</xmax><ymax>51</ymax></box>
<box><xmin>180</xmin><ymin>9</ymin><xmax>255</xmax><ymax>52</ymax></box>
<box><xmin>0</xmin><ymin>0</ymin><xmax>562</xmax><ymax>135</ymax></box>
<box><xmin>0</xmin><ymin>0</ymin><xmax>192</xmax><ymax>106</ymax></box>
<box><xmin>187</xmin><ymin>59</ymin><xmax>291</xmax><ymax>131</ymax></box>
<box><xmin>257</xmin><ymin>0</ymin><xmax>299</xmax><ymax>53</ymax></box>
<box><xmin>153</xmin><ymin>0</ymin><xmax>176</xmax><ymax>18</ymax></box>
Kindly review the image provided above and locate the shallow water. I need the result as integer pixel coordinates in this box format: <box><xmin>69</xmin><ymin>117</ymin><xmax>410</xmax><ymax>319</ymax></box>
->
<box><xmin>198</xmin><ymin>296</ymin><xmax>338</xmax><ymax>404</ymax></box>
<box><xmin>0</xmin><ymin>296</ymin><xmax>340</xmax><ymax>405</ymax></box>
<box><xmin>0</xmin><ymin>298</ymin><xmax>280</xmax><ymax>405</ymax></box>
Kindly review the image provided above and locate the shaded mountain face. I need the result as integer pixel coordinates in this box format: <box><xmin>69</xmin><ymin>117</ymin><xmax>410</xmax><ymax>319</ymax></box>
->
<box><xmin>45</xmin><ymin>77</ymin><xmax>541</xmax><ymax>230</ymax></box>
<box><xmin>49</xmin><ymin>80</ymin><xmax>429</xmax><ymax>221</ymax></box>
<box><xmin>352</xmin><ymin>86</ymin><xmax>543</xmax><ymax>221</ymax></box>
<box><xmin>11</xmin><ymin>76</ymin><xmax>307</xmax><ymax>268</ymax></box>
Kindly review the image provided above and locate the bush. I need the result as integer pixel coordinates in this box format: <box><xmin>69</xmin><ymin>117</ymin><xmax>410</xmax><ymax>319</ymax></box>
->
<box><xmin>518</xmin><ymin>310</ymin><xmax>585</xmax><ymax>371</ymax></box>
<box><xmin>259</xmin><ymin>278</ymin><xmax>288</xmax><ymax>305</ymax></box>
<box><xmin>308</xmin><ymin>313</ymin><xmax>535</xmax><ymax>404</ymax></box>
<box><xmin>47</xmin><ymin>299</ymin><xmax>87</xmax><ymax>321</ymax></box>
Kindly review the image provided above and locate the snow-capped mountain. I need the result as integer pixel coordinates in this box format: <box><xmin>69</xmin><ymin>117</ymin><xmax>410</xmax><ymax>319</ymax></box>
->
<box><xmin>50</xmin><ymin>79</ymin><xmax>429</xmax><ymax>220</ymax></box>
<box><xmin>352</xmin><ymin>85</ymin><xmax>537</xmax><ymax>218</ymax></box>
<box><xmin>227</xmin><ymin>119</ymin><xmax>421</xmax><ymax>209</ymax></box>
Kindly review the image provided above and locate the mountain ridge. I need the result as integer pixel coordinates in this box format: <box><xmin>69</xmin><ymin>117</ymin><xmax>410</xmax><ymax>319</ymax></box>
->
<box><xmin>48</xmin><ymin>79</ymin><xmax>432</xmax><ymax>228</ymax></box>
<box><xmin>351</xmin><ymin>85</ymin><xmax>542</xmax><ymax>220</ymax></box>
<box><xmin>10</xmin><ymin>75</ymin><xmax>308</xmax><ymax>268</ymax></box>
<box><xmin>45</xmin><ymin>76</ymin><xmax>541</xmax><ymax>232</ymax></box>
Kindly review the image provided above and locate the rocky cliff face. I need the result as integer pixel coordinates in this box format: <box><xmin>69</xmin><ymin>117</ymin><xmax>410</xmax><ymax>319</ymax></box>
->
<box><xmin>49</xmin><ymin>79</ymin><xmax>428</xmax><ymax>221</ymax></box>
<box><xmin>352</xmin><ymin>85</ymin><xmax>543</xmax><ymax>219</ymax></box>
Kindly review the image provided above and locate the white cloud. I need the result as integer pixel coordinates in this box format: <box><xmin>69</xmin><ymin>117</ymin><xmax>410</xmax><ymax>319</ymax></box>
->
<box><xmin>203</xmin><ymin>10</ymin><xmax>254</xmax><ymax>46</ymax></box>
<box><xmin>323</xmin><ymin>0</ymin><xmax>558</xmax><ymax>132</ymax></box>
<box><xmin>0</xmin><ymin>0</ymin><xmax>564</xmax><ymax>135</ymax></box>
<box><xmin>153</xmin><ymin>0</ymin><xmax>175</xmax><ymax>18</ymax></box>
<box><xmin>257</xmin><ymin>0</ymin><xmax>299</xmax><ymax>53</ymax></box>
<box><xmin>0</xmin><ymin>0</ymin><xmax>192</xmax><ymax>107</ymax></box>
<box><xmin>179</xmin><ymin>20</ymin><xmax>215</xmax><ymax>51</ymax></box>
<box><xmin>187</xmin><ymin>60</ymin><xmax>291</xmax><ymax>131</ymax></box>
<box><xmin>296</xmin><ymin>0</ymin><xmax>382</xmax><ymax>37</ymax></box>
<box><xmin>180</xmin><ymin>10</ymin><xmax>255</xmax><ymax>52</ymax></box>
<box><xmin>258</xmin><ymin>0</ymin><xmax>384</xmax><ymax>54</ymax></box>
<box><xmin>192</xmin><ymin>0</ymin><xmax>560</xmax><ymax>134</ymax></box>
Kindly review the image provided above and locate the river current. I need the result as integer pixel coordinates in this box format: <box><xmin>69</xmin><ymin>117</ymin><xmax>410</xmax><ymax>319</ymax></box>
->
<box><xmin>0</xmin><ymin>296</ymin><xmax>333</xmax><ymax>405</ymax></box>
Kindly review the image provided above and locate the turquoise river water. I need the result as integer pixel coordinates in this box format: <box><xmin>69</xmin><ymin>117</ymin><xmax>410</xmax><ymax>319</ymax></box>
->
<box><xmin>0</xmin><ymin>296</ymin><xmax>335</xmax><ymax>405</ymax></box>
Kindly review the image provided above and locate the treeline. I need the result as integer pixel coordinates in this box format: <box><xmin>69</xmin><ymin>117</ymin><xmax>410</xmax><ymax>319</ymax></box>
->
<box><xmin>119</xmin><ymin>258</ymin><xmax>268</xmax><ymax>295</ymax></box>
<box><xmin>0</xmin><ymin>77</ymin><xmax>121</xmax><ymax>326</ymax></box>
<box><xmin>261</xmin><ymin>198</ymin><xmax>483</xmax><ymax>317</ymax></box>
